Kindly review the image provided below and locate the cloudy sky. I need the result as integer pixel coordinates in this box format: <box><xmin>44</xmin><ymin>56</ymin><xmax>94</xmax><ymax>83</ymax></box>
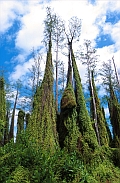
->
<box><xmin>0</xmin><ymin>0</ymin><xmax>120</xmax><ymax>83</ymax></box>
<box><xmin>0</xmin><ymin>0</ymin><xmax>120</xmax><ymax>136</ymax></box>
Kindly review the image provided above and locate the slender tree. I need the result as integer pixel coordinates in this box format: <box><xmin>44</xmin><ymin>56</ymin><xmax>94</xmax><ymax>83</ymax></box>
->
<box><xmin>0</xmin><ymin>77</ymin><xmax>6</xmax><ymax>146</ymax></box>
<box><xmin>63</xmin><ymin>16</ymin><xmax>81</xmax><ymax>64</ymax></box>
<box><xmin>4</xmin><ymin>110</ymin><xmax>9</xmax><ymax>145</ymax></box>
<box><xmin>71</xmin><ymin>49</ymin><xmax>98</xmax><ymax>150</ymax></box>
<box><xmin>108</xmin><ymin>85</ymin><xmax>120</xmax><ymax>147</ymax></box>
<box><xmin>91</xmin><ymin>71</ymin><xmax>109</xmax><ymax>146</ymax></box>
<box><xmin>79</xmin><ymin>40</ymin><xmax>101</xmax><ymax>145</ymax></box>
<box><xmin>101</xmin><ymin>60</ymin><xmax>120</xmax><ymax>147</ymax></box>
<box><xmin>9</xmin><ymin>80</ymin><xmax>22</xmax><ymax>141</ymax></box>
<box><xmin>112</xmin><ymin>56</ymin><xmax>120</xmax><ymax>86</ymax></box>
<box><xmin>112</xmin><ymin>56</ymin><xmax>120</xmax><ymax>101</ymax></box>
<box><xmin>52</xmin><ymin>14</ymin><xmax>65</xmax><ymax>112</ymax></box>
<box><xmin>57</xmin><ymin>61</ymin><xmax>67</xmax><ymax>111</ymax></box>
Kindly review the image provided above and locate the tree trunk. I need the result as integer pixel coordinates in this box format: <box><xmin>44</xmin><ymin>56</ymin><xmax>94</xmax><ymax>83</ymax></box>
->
<box><xmin>112</xmin><ymin>56</ymin><xmax>120</xmax><ymax>86</ymax></box>
<box><xmin>9</xmin><ymin>88</ymin><xmax>18</xmax><ymax>141</ymax></box>
<box><xmin>89</xmin><ymin>70</ymin><xmax>101</xmax><ymax>146</ymax></box>
<box><xmin>55</xmin><ymin>38</ymin><xmax>58</xmax><ymax>112</ymax></box>
<box><xmin>4</xmin><ymin>110</ymin><xmax>9</xmax><ymax>145</ymax></box>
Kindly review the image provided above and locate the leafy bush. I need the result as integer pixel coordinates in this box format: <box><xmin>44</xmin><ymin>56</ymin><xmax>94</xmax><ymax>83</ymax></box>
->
<box><xmin>6</xmin><ymin>165</ymin><xmax>30</xmax><ymax>183</ymax></box>
<box><xmin>1</xmin><ymin>133</ymin><xmax>120</xmax><ymax>183</ymax></box>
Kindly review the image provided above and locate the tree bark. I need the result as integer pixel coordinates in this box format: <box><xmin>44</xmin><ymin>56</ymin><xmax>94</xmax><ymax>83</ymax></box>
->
<box><xmin>9</xmin><ymin>88</ymin><xmax>18</xmax><ymax>141</ymax></box>
<box><xmin>90</xmin><ymin>71</ymin><xmax>101</xmax><ymax>146</ymax></box>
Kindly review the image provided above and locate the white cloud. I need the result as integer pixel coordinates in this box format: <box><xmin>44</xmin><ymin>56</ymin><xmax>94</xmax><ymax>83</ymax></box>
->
<box><xmin>97</xmin><ymin>44</ymin><xmax>120</xmax><ymax>74</ymax></box>
<box><xmin>1</xmin><ymin>0</ymin><xmax>120</xmax><ymax>85</ymax></box>
<box><xmin>10</xmin><ymin>58</ymin><xmax>35</xmax><ymax>81</ymax></box>
<box><xmin>104</xmin><ymin>107</ymin><xmax>110</xmax><ymax>118</ymax></box>
<box><xmin>13</xmin><ymin>54</ymin><xmax>27</xmax><ymax>63</ymax></box>
<box><xmin>0</xmin><ymin>0</ymin><xmax>29</xmax><ymax>33</ymax></box>
<box><xmin>15</xmin><ymin>3</ymin><xmax>46</xmax><ymax>52</ymax></box>
<box><xmin>10</xmin><ymin>53</ymin><xmax>46</xmax><ymax>82</ymax></box>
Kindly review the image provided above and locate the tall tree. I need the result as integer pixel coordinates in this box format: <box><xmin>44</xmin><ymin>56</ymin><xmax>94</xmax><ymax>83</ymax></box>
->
<box><xmin>71</xmin><ymin>49</ymin><xmax>98</xmax><ymax>152</ymax></box>
<box><xmin>91</xmin><ymin>71</ymin><xmax>109</xmax><ymax>146</ymax></box>
<box><xmin>64</xmin><ymin>16</ymin><xmax>81</xmax><ymax>65</ymax></box>
<box><xmin>79</xmin><ymin>40</ymin><xmax>101</xmax><ymax>145</ymax></box>
<box><xmin>112</xmin><ymin>56</ymin><xmax>120</xmax><ymax>86</ymax></box>
<box><xmin>0</xmin><ymin>77</ymin><xmax>6</xmax><ymax>146</ymax></box>
<box><xmin>112</xmin><ymin>56</ymin><xmax>120</xmax><ymax>101</ymax></box>
<box><xmin>9</xmin><ymin>80</ymin><xmax>22</xmax><ymax>141</ymax></box>
<box><xmin>30</xmin><ymin>49</ymin><xmax>42</xmax><ymax>91</ymax></box>
<box><xmin>63</xmin><ymin>18</ymin><xmax>98</xmax><ymax>153</ymax></box>
<box><xmin>52</xmin><ymin>14</ymin><xmax>65</xmax><ymax>112</ymax></box>
<box><xmin>59</xmin><ymin>50</ymin><xmax>79</xmax><ymax>151</ymax></box>
<box><xmin>101</xmin><ymin>60</ymin><xmax>120</xmax><ymax>147</ymax></box>
<box><xmin>108</xmin><ymin>85</ymin><xmax>120</xmax><ymax>147</ymax></box>
<box><xmin>4</xmin><ymin>110</ymin><xmax>9</xmax><ymax>145</ymax></box>
<box><xmin>28</xmin><ymin>7</ymin><xmax>58</xmax><ymax>152</ymax></box>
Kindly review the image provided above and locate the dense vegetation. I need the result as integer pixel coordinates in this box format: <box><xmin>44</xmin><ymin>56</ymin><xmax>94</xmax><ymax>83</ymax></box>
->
<box><xmin>0</xmin><ymin>7</ymin><xmax>120</xmax><ymax>183</ymax></box>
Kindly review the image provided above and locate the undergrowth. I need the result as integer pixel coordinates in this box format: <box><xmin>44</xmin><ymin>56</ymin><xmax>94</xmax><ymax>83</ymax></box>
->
<box><xmin>0</xmin><ymin>136</ymin><xmax>120</xmax><ymax>183</ymax></box>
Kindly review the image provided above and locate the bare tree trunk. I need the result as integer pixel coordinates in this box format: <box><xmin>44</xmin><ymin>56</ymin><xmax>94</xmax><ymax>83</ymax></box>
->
<box><xmin>9</xmin><ymin>88</ymin><xmax>18</xmax><ymax>141</ymax></box>
<box><xmin>62</xmin><ymin>64</ymin><xmax>65</xmax><ymax>90</ymax></box>
<box><xmin>112</xmin><ymin>56</ymin><xmax>120</xmax><ymax>86</ymax></box>
<box><xmin>67</xmin><ymin>41</ymin><xmax>72</xmax><ymax>85</ymax></box>
<box><xmin>90</xmin><ymin>70</ymin><xmax>101</xmax><ymax>146</ymax></box>
<box><xmin>55</xmin><ymin>39</ymin><xmax>58</xmax><ymax>112</ymax></box>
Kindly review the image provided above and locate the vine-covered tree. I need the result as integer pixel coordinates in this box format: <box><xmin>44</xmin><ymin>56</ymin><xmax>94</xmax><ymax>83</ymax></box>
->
<box><xmin>0</xmin><ymin>77</ymin><xmax>6</xmax><ymax>146</ymax></box>
<box><xmin>71</xmin><ymin>49</ymin><xmax>98</xmax><ymax>152</ymax></box>
<box><xmin>101</xmin><ymin>60</ymin><xmax>120</xmax><ymax>147</ymax></box>
<box><xmin>79</xmin><ymin>40</ymin><xmax>101</xmax><ymax>145</ymax></box>
<box><xmin>25</xmin><ymin>113</ymin><xmax>30</xmax><ymax>129</ymax></box>
<box><xmin>91</xmin><ymin>71</ymin><xmax>109</xmax><ymax>146</ymax></box>
<box><xmin>57</xmin><ymin>16</ymin><xmax>83</xmax><ymax>151</ymax></box>
<box><xmin>59</xmin><ymin>52</ymin><xmax>79</xmax><ymax>151</ymax></box>
<box><xmin>0</xmin><ymin>8</ymin><xmax>120</xmax><ymax>183</ymax></box>
<box><xmin>16</xmin><ymin>110</ymin><xmax>25</xmax><ymax>141</ymax></box>
<box><xmin>27</xmin><ymin>7</ymin><xmax>58</xmax><ymax>152</ymax></box>
<box><xmin>4</xmin><ymin>110</ymin><xmax>9</xmax><ymax>145</ymax></box>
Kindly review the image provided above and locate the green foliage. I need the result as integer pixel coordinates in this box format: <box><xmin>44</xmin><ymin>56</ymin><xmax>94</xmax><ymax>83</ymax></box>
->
<box><xmin>71</xmin><ymin>49</ymin><xmax>98</xmax><ymax>152</ymax></box>
<box><xmin>61</xmin><ymin>82</ymin><xmax>76</xmax><ymax>110</ymax></box>
<box><xmin>17</xmin><ymin>110</ymin><xmax>25</xmax><ymax>134</ymax></box>
<box><xmin>108</xmin><ymin>87</ymin><xmax>120</xmax><ymax>147</ymax></box>
<box><xmin>84</xmin><ymin>146</ymin><xmax>120</xmax><ymax>183</ymax></box>
<box><xmin>7</xmin><ymin>165</ymin><xmax>30</xmax><ymax>183</ymax></box>
<box><xmin>59</xmin><ymin>82</ymin><xmax>80</xmax><ymax>151</ymax></box>
<box><xmin>25</xmin><ymin>113</ymin><xmax>30</xmax><ymax>128</ymax></box>
<box><xmin>0</xmin><ymin>77</ymin><xmax>6</xmax><ymax>145</ymax></box>
<box><xmin>1</xmin><ymin>10</ymin><xmax>120</xmax><ymax>183</ymax></box>
<box><xmin>1</xmin><ymin>136</ymin><xmax>120</xmax><ymax>183</ymax></box>
<box><xmin>102</xmin><ymin>107</ymin><xmax>112</xmax><ymax>146</ymax></box>
<box><xmin>28</xmin><ymin>39</ymin><xmax>58</xmax><ymax>152</ymax></box>
<box><xmin>91</xmin><ymin>72</ymin><xmax>109</xmax><ymax>146</ymax></box>
<box><xmin>0</xmin><ymin>134</ymin><xmax>85</xmax><ymax>183</ymax></box>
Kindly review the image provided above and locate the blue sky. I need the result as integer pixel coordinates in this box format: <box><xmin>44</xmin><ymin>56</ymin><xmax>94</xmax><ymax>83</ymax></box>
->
<box><xmin>0</xmin><ymin>0</ymin><xmax>120</xmax><ymax>123</ymax></box>
<box><xmin>0</xmin><ymin>0</ymin><xmax>120</xmax><ymax>80</ymax></box>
